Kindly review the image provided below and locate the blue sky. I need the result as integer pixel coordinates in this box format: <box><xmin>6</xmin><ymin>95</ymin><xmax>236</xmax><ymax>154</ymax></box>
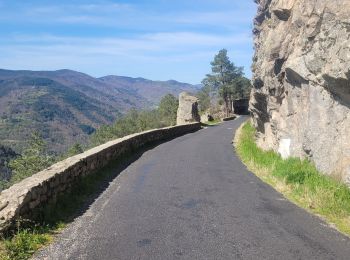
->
<box><xmin>0</xmin><ymin>0</ymin><xmax>256</xmax><ymax>84</ymax></box>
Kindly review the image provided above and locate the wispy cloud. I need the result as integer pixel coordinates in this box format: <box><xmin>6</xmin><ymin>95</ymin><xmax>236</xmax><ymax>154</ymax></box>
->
<box><xmin>24</xmin><ymin>2</ymin><xmax>132</xmax><ymax>15</ymax></box>
<box><xmin>3</xmin><ymin>32</ymin><xmax>251</xmax><ymax>56</ymax></box>
<box><xmin>173</xmin><ymin>11</ymin><xmax>252</xmax><ymax>26</ymax></box>
<box><xmin>0</xmin><ymin>2</ymin><xmax>134</xmax><ymax>26</ymax></box>
<box><xmin>0</xmin><ymin>2</ymin><xmax>253</xmax><ymax>30</ymax></box>
<box><xmin>0</xmin><ymin>0</ymin><xmax>256</xmax><ymax>83</ymax></box>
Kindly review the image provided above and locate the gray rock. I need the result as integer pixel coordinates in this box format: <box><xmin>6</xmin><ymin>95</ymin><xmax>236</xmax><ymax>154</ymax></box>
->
<box><xmin>176</xmin><ymin>92</ymin><xmax>201</xmax><ymax>125</ymax></box>
<box><xmin>250</xmin><ymin>0</ymin><xmax>350</xmax><ymax>184</ymax></box>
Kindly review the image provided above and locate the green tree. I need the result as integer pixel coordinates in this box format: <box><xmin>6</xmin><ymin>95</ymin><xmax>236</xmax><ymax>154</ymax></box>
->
<box><xmin>202</xmin><ymin>49</ymin><xmax>244</xmax><ymax>116</ymax></box>
<box><xmin>8</xmin><ymin>132</ymin><xmax>55</xmax><ymax>187</ymax></box>
<box><xmin>137</xmin><ymin>110</ymin><xmax>160</xmax><ymax>131</ymax></box>
<box><xmin>158</xmin><ymin>94</ymin><xmax>178</xmax><ymax>126</ymax></box>
<box><xmin>65</xmin><ymin>143</ymin><xmax>84</xmax><ymax>158</ymax></box>
<box><xmin>196</xmin><ymin>83</ymin><xmax>212</xmax><ymax>113</ymax></box>
<box><xmin>89</xmin><ymin>95</ymin><xmax>179</xmax><ymax>148</ymax></box>
<box><xmin>88</xmin><ymin>124</ymin><xmax>116</xmax><ymax>147</ymax></box>
<box><xmin>231</xmin><ymin>76</ymin><xmax>252</xmax><ymax>100</ymax></box>
<box><xmin>1</xmin><ymin>95</ymin><xmax>180</xmax><ymax>190</ymax></box>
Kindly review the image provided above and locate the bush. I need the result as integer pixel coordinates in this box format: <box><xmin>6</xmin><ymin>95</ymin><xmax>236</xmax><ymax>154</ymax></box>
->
<box><xmin>1</xmin><ymin>133</ymin><xmax>55</xmax><ymax>190</ymax></box>
<box><xmin>90</xmin><ymin>95</ymin><xmax>178</xmax><ymax>147</ymax></box>
<box><xmin>2</xmin><ymin>228</ymin><xmax>51</xmax><ymax>260</ymax></box>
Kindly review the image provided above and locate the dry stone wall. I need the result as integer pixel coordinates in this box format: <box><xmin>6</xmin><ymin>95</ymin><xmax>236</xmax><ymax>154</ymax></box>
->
<box><xmin>0</xmin><ymin>123</ymin><xmax>201</xmax><ymax>232</ymax></box>
<box><xmin>250</xmin><ymin>0</ymin><xmax>350</xmax><ymax>183</ymax></box>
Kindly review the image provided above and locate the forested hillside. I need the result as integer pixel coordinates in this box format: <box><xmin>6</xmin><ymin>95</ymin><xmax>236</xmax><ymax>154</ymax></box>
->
<box><xmin>0</xmin><ymin>69</ymin><xmax>198</xmax><ymax>154</ymax></box>
<box><xmin>1</xmin><ymin>94</ymin><xmax>179</xmax><ymax>190</ymax></box>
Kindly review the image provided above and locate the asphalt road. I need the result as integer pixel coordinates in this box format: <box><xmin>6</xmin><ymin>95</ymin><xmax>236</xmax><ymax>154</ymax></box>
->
<box><xmin>36</xmin><ymin>117</ymin><xmax>350</xmax><ymax>259</ymax></box>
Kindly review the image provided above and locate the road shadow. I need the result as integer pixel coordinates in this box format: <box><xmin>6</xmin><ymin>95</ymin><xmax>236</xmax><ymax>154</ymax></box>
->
<box><xmin>29</xmin><ymin>130</ymin><xmax>201</xmax><ymax>231</ymax></box>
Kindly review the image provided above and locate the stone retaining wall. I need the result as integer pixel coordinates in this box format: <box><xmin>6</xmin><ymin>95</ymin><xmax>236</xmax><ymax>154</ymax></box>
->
<box><xmin>0</xmin><ymin>123</ymin><xmax>201</xmax><ymax>232</ymax></box>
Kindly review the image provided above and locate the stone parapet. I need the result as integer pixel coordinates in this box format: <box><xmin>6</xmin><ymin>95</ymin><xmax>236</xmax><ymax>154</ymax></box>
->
<box><xmin>0</xmin><ymin>123</ymin><xmax>201</xmax><ymax>232</ymax></box>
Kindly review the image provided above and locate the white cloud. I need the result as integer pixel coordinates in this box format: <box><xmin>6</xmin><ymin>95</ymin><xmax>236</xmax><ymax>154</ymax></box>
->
<box><xmin>172</xmin><ymin>11</ymin><xmax>253</xmax><ymax>26</ymax></box>
<box><xmin>0</xmin><ymin>2</ymin><xmax>133</xmax><ymax>26</ymax></box>
<box><xmin>0</xmin><ymin>2</ymin><xmax>254</xmax><ymax>30</ymax></box>
<box><xmin>26</xmin><ymin>2</ymin><xmax>132</xmax><ymax>15</ymax></box>
<box><xmin>0</xmin><ymin>1</ymin><xmax>255</xmax><ymax>82</ymax></box>
<box><xmin>6</xmin><ymin>32</ymin><xmax>251</xmax><ymax>54</ymax></box>
<box><xmin>77</xmin><ymin>3</ymin><xmax>132</xmax><ymax>12</ymax></box>
<box><xmin>0</xmin><ymin>31</ymin><xmax>253</xmax><ymax>82</ymax></box>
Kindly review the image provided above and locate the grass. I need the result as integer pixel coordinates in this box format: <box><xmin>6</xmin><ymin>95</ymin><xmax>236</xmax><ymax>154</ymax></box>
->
<box><xmin>0</xmin><ymin>226</ymin><xmax>52</xmax><ymax>260</ymax></box>
<box><xmin>201</xmin><ymin>119</ymin><xmax>221</xmax><ymax>126</ymax></box>
<box><xmin>0</xmin><ymin>152</ymin><xmax>135</xmax><ymax>260</ymax></box>
<box><xmin>235</xmin><ymin>121</ymin><xmax>350</xmax><ymax>236</ymax></box>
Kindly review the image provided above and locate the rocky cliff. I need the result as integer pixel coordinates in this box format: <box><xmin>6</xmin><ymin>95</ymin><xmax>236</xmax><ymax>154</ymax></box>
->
<box><xmin>250</xmin><ymin>0</ymin><xmax>350</xmax><ymax>183</ymax></box>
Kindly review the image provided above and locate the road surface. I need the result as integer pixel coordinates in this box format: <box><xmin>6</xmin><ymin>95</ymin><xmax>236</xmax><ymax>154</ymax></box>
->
<box><xmin>36</xmin><ymin>117</ymin><xmax>350</xmax><ymax>259</ymax></box>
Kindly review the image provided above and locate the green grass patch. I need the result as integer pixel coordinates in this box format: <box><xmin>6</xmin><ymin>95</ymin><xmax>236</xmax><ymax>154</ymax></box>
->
<box><xmin>0</xmin><ymin>227</ymin><xmax>52</xmax><ymax>260</ymax></box>
<box><xmin>0</xmin><ymin>152</ymin><xmax>137</xmax><ymax>260</ymax></box>
<box><xmin>201</xmin><ymin>119</ymin><xmax>221</xmax><ymax>126</ymax></box>
<box><xmin>235</xmin><ymin>122</ymin><xmax>350</xmax><ymax>236</ymax></box>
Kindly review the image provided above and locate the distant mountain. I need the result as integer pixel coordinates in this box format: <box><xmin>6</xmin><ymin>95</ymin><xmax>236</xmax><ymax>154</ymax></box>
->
<box><xmin>99</xmin><ymin>75</ymin><xmax>200</xmax><ymax>105</ymax></box>
<box><xmin>0</xmin><ymin>69</ymin><xmax>199</xmax><ymax>154</ymax></box>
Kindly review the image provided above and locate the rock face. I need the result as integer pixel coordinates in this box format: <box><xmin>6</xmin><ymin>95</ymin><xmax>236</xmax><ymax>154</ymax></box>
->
<box><xmin>177</xmin><ymin>92</ymin><xmax>201</xmax><ymax>125</ymax></box>
<box><xmin>250</xmin><ymin>0</ymin><xmax>350</xmax><ymax>183</ymax></box>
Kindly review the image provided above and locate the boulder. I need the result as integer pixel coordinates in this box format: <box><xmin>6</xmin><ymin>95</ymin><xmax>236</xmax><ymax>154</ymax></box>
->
<box><xmin>176</xmin><ymin>92</ymin><xmax>200</xmax><ymax>125</ymax></box>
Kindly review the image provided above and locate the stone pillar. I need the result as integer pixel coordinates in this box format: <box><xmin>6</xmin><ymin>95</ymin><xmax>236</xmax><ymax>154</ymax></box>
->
<box><xmin>176</xmin><ymin>92</ymin><xmax>200</xmax><ymax>125</ymax></box>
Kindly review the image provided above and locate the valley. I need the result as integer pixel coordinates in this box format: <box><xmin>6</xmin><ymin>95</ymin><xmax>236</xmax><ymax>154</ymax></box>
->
<box><xmin>0</xmin><ymin>69</ymin><xmax>199</xmax><ymax>154</ymax></box>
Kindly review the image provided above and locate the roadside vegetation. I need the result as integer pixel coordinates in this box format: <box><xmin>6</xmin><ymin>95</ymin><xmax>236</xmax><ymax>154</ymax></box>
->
<box><xmin>0</xmin><ymin>147</ymin><xmax>148</xmax><ymax>259</ymax></box>
<box><xmin>0</xmin><ymin>93</ymin><xmax>179</xmax><ymax>259</ymax></box>
<box><xmin>89</xmin><ymin>94</ymin><xmax>178</xmax><ymax>147</ymax></box>
<box><xmin>0</xmin><ymin>94</ymin><xmax>179</xmax><ymax>259</ymax></box>
<box><xmin>0</xmin><ymin>133</ymin><xmax>56</xmax><ymax>191</ymax></box>
<box><xmin>201</xmin><ymin>119</ymin><xmax>221</xmax><ymax>126</ymax></box>
<box><xmin>0</xmin><ymin>94</ymin><xmax>178</xmax><ymax>191</ymax></box>
<box><xmin>235</xmin><ymin>122</ymin><xmax>350</xmax><ymax>236</ymax></box>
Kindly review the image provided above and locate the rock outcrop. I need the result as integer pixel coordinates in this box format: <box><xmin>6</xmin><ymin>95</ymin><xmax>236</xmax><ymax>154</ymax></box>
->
<box><xmin>177</xmin><ymin>92</ymin><xmax>201</xmax><ymax>125</ymax></box>
<box><xmin>250</xmin><ymin>0</ymin><xmax>350</xmax><ymax>183</ymax></box>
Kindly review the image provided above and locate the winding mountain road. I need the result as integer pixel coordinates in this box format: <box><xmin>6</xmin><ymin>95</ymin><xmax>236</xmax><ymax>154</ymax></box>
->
<box><xmin>36</xmin><ymin>117</ymin><xmax>350</xmax><ymax>259</ymax></box>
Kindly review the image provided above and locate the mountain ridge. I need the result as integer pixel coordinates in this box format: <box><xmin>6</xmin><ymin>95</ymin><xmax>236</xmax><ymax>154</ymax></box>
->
<box><xmin>0</xmin><ymin>68</ymin><xmax>199</xmax><ymax>154</ymax></box>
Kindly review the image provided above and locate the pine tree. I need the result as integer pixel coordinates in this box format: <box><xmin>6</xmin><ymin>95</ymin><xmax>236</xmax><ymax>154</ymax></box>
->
<box><xmin>66</xmin><ymin>143</ymin><xmax>84</xmax><ymax>157</ymax></box>
<box><xmin>202</xmin><ymin>49</ymin><xmax>245</xmax><ymax>116</ymax></box>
